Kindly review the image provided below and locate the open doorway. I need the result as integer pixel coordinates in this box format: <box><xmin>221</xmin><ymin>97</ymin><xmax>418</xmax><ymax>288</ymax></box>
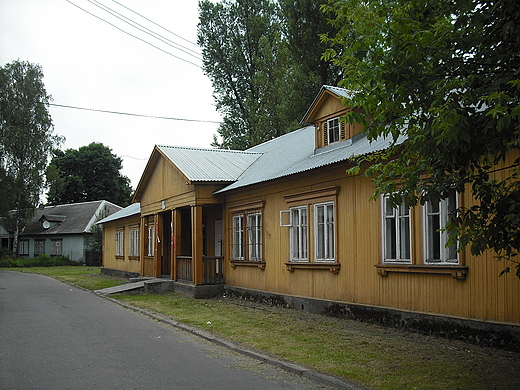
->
<box><xmin>160</xmin><ymin>211</ymin><xmax>171</xmax><ymax>277</ymax></box>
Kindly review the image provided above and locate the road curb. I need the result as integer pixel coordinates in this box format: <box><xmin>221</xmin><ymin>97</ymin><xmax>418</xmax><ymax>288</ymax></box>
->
<box><xmin>102</xmin><ymin>295</ymin><xmax>365</xmax><ymax>390</ymax></box>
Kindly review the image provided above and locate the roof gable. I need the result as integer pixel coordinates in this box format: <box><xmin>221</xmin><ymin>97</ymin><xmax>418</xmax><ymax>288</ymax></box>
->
<box><xmin>133</xmin><ymin>145</ymin><xmax>261</xmax><ymax>201</ymax></box>
<box><xmin>302</xmin><ymin>85</ymin><xmax>353</xmax><ymax>124</ymax></box>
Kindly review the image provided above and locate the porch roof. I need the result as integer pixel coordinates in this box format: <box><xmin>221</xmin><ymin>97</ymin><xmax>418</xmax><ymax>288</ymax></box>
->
<box><xmin>97</xmin><ymin>203</ymin><xmax>141</xmax><ymax>225</ymax></box>
<box><xmin>157</xmin><ymin>145</ymin><xmax>261</xmax><ymax>182</ymax></box>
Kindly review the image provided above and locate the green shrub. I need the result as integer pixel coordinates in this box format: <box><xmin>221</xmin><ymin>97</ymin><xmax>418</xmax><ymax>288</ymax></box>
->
<box><xmin>0</xmin><ymin>247</ymin><xmax>12</xmax><ymax>260</ymax></box>
<box><xmin>0</xmin><ymin>254</ymin><xmax>82</xmax><ymax>268</ymax></box>
<box><xmin>0</xmin><ymin>258</ymin><xmax>17</xmax><ymax>268</ymax></box>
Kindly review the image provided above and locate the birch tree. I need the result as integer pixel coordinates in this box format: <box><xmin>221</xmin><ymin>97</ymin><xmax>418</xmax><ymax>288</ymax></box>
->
<box><xmin>0</xmin><ymin>60</ymin><xmax>62</xmax><ymax>256</ymax></box>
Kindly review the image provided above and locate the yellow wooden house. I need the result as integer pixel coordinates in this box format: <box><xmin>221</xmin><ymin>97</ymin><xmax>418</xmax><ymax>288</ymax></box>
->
<box><xmin>100</xmin><ymin>85</ymin><xmax>519</xmax><ymax>347</ymax></box>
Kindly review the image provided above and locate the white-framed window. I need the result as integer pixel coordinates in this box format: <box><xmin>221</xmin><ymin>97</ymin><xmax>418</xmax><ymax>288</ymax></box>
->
<box><xmin>34</xmin><ymin>239</ymin><xmax>45</xmax><ymax>256</ymax></box>
<box><xmin>19</xmin><ymin>240</ymin><xmax>29</xmax><ymax>256</ymax></box>
<box><xmin>247</xmin><ymin>212</ymin><xmax>262</xmax><ymax>261</ymax></box>
<box><xmin>232</xmin><ymin>214</ymin><xmax>245</xmax><ymax>260</ymax></box>
<box><xmin>129</xmin><ymin>227</ymin><xmax>139</xmax><ymax>257</ymax></box>
<box><xmin>115</xmin><ymin>229</ymin><xmax>124</xmax><ymax>257</ymax></box>
<box><xmin>232</xmin><ymin>209</ymin><xmax>263</xmax><ymax>262</ymax></box>
<box><xmin>50</xmin><ymin>239</ymin><xmax>63</xmax><ymax>256</ymax></box>
<box><xmin>423</xmin><ymin>190</ymin><xmax>458</xmax><ymax>264</ymax></box>
<box><xmin>327</xmin><ymin>117</ymin><xmax>340</xmax><ymax>144</ymax></box>
<box><xmin>382</xmin><ymin>195</ymin><xmax>412</xmax><ymax>263</ymax></box>
<box><xmin>147</xmin><ymin>225</ymin><xmax>154</xmax><ymax>257</ymax></box>
<box><xmin>290</xmin><ymin>206</ymin><xmax>308</xmax><ymax>262</ymax></box>
<box><xmin>314</xmin><ymin>202</ymin><xmax>335</xmax><ymax>262</ymax></box>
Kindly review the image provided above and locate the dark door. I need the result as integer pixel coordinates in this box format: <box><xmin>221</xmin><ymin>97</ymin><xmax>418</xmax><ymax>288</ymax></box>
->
<box><xmin>161</xmin><ymin>211</ymin><xmax>171</xmax><ymax>276</ymax></box>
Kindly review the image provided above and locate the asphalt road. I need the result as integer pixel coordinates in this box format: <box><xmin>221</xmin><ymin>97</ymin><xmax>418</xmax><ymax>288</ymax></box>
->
<box><xmin>0</xmin><ymin>270</ymin><xmax>333</xmax><ymax>390</ymax></box>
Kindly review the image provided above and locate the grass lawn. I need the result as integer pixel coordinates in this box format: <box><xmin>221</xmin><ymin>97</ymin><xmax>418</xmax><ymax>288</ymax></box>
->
<box><xmin>11</xmin><ymin>266</ymin><xmax>127</xmax><ymax>291</ymax></box>
<box><xmin>115</xmin><ymin>292</ymin><xmax>520</xmax><ymax>390</ymax></box>
<box><xmin>7</xmin><ymin>266</ymin><xmax>520</xmax><ymax>390</ymax></box>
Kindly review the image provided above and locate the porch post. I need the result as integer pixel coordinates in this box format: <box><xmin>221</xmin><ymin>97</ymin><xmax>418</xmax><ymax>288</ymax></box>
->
<box><xmin>140</xmin><ymin>216</ymin><xmax>146</xmax><ymax>276</ymax></box>
<box><xmin>171</xmin><ymin>208</ymin><xmax>180</xmax><ymax>280</ymax></box>
<box><xmin>191</xmin><ymin>205</ymin><xmax>203</xmax><ymax>285</ymax></box>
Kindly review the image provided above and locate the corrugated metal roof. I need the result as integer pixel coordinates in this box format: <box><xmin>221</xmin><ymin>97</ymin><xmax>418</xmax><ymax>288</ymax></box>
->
<box><xmin>157</xmin><ymin>145</ymin><xmax>261</xmax><ymax>182</ymax></box>
<box><xmin>323</xmin><ymin>85</ymin><xmax>353</xmax><ymax>98</ymax></box>
<box><xmin>215</xmin><ymin>126</ymin><xmax>406</xmax><ymax>194</ymax></box>
<box><xmin>97</xmin><ymin>203</ymin><xmax>140</xmax><ymax>225</ymax></box>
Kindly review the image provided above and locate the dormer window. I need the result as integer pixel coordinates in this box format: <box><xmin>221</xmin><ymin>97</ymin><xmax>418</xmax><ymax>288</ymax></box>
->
<box><xmin>327</xmin><ymin>117</ymin><xmax>340</xmax><ymax>144</ymax></box>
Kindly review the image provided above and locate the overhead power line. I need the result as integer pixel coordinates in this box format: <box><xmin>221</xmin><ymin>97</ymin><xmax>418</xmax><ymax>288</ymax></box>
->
<box><xmin>87</xmin><ymin>0</ymin><xmax>202</xmax><ymax>60</ymax></box>
<box><xmin>111</xmin><ymin>0</ymin><xmax>200</xmax><ymax>48</ymax></box>
<box><xmin>48</xmin><ymin>102</ymin><xmax>221</xmax><ymax>124</ymax></box>
<box><xmin>66</xmin><ymin>0</ymin><xmax>202</xmax><ymax>68</ymax></box>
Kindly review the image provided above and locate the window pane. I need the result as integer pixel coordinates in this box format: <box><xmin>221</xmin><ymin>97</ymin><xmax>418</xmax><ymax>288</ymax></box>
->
<box><xmin>301</xmin><ymin>225</ymin><xmax>308</xmax><ymax>259</ymax></box>
<box><xmin>399</xmin><ymin>217</ymin><xmax>410</xmax><ymax>259</ymax></box>
<box><xmin>385</xmin><ymin>218</ymin><xmax>397</xmax><ymax>259</ymax></box>
<box><xmin>317</xmin><ymin>205</ymin><xmax>325</xmax><ymax>224</ymax></box>
<box><xmin>327</xmin><ymin>204</ymin><xmax>334</xmax><ymax>222</ymax></box>
<box><xmin>317</xmin><ymin>223</ymin><xmax>325</xmax><ymax>258</ymax></box>
<box><xmin>248</xmin><ymin>213</ymin><xmax>262</xmax><ymax>261</ymax></box>
<box><xmin>428</xmin><ymin>200</ymin><xmax>439</xmax><ymax>214</ymax></box>
<box><xmin>315</xmin><ymin>203</ymin><xmax>334</xmax><ymax>261</ymax></box>
<box><xmin>327</xmin><ymin>222</ymin><xmax>334</xmax><ymax>258</ymax></box>
<box><xmin>385</xmin><ymin>197</ymin><xmax>395</xmax><ymax>216</ymax></box>
<box><xmin>328</xmin><ymin>118</ymin><xmax>340</xmax><ymax>143</ymax></box>
<box><xmin>233</xmin><ymin>215</ymin><xmax>244</xmax><ymax>260</ymax></box>
<box><xmin>427</xmin><ymin>214</ymin><xmax>441</xmax><ymax>261</ymax></box>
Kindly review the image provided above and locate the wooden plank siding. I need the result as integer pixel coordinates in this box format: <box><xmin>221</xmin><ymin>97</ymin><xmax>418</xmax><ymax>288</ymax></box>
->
<box><xmin>101</xmin><ymin>215</ymin><xmax>142</xmax><ymax>274</ymax></box>
<box><xmin>223</xmin><ymin>152</ymin><xmax>520</xmax><ymax>323</ymax></box>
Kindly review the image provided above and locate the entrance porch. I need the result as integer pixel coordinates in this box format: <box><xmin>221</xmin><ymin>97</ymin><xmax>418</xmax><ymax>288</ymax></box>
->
<box><xmin>142</xmin><ymin>204</ymin><xmax>224</xmax><ymax>287</ymax></box>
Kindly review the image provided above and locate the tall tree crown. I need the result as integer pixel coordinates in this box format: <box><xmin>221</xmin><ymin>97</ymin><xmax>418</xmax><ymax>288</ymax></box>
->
<box><xmin>46</xmin><ymin>142</ymin><xmax>132</xmax><ymax>207</ymax></box>
<box><xmin>322</xmin><ymin>0</ymin><xmax>520</xmax><ymax>275</ymax></box>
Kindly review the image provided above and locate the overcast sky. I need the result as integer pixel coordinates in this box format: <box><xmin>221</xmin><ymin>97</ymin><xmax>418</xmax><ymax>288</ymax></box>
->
<box><xmin>0</xmin><ymin>0</ymin><xmax>221</xmax><ymax>193</ymax></box>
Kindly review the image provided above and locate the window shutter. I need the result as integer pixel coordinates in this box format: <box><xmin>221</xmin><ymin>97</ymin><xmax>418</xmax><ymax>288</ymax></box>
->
<box><xmin>340</xmin><ymin>121</ymin><xmax>346</xmax><ymax>140</ymax></box>
<box><xmin>323</xmin><ymin>122</ymin><xmax>328</xmax><ymax>146</ymax></box>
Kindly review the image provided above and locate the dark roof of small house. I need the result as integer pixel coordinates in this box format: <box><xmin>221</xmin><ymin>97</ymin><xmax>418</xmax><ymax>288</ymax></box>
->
<box><xmin>97</xmin><ymin>202</ymin><xmax>141</xmax><ymax>225</ymax></box>
<box><xmin>21</xmin><ymin>200</ymin><xmax>122</xmax><ymax>236</ymax></box>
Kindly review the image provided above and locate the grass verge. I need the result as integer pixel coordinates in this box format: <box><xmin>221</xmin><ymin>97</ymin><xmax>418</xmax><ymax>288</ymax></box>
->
<box><xmin>6</xmin><ymin>267</ymin><xmax>520</xmax><ymax>389</ymax></box>
<box><xmin>10</xmin><ymin>266</ymin><xmax>127</xmax><ymax>291</ymax></box>
<box><xmin>114</xmin><ymin>293</ymin><xmax>520</xmax><ymax>390</ymax></box>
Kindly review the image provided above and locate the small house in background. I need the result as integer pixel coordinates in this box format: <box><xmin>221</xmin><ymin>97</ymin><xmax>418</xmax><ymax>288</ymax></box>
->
<box><xmin>20</xmin><ymin>200</ymin><xmax>121</xmax><ymax>263</ymax></box>
<box><xmin>99</xmin><ymin>85</ymin><xmax>520</xmax><ymax>348</ymax></box>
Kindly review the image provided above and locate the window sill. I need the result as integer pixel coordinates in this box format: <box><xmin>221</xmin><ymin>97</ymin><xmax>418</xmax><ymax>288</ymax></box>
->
<box><xmin>115</xmin><ymin>256</ymin><xmax>124</xmax><ymax>260</ymax></box>
<box><xmin>285</xmin><ymin>262</ymin><xmax>341</xmax><ymax>274</ymax></box>
<box><xmin>230</xmin><ymin>260</ymin><xmax>266</xmax><ymax>270</ymax></box>
<box><xmin>128</xmin><ymin>256</ymin><xmax>140</xmax><ymax>261</ymax></box>
<box><xmin>375</xmin><ymin>264</ymin><xmax>468</xmax><ymax>280</ymax></box>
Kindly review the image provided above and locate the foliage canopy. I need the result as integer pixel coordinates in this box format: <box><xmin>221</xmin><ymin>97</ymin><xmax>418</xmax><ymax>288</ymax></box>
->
<box><xmin>46</xmin><ymin>142</ymin><xmax>132</xmax><ymax>207</ymax></box>
<box><xmin>322</xmin><ymin>0</ymin><xmax>520</xmax><ymax>275</ymax></box>
<box><xmin>198</xmin><ymin>0</ymin><xmax>341</xmax><ymax>150</ymax></box>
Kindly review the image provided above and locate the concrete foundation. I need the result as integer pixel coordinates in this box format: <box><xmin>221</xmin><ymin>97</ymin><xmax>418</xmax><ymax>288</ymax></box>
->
<box><xmin>100</xmin><ymin>267</ymin><xmax>140</xmax><ymax>279</ymax></box>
